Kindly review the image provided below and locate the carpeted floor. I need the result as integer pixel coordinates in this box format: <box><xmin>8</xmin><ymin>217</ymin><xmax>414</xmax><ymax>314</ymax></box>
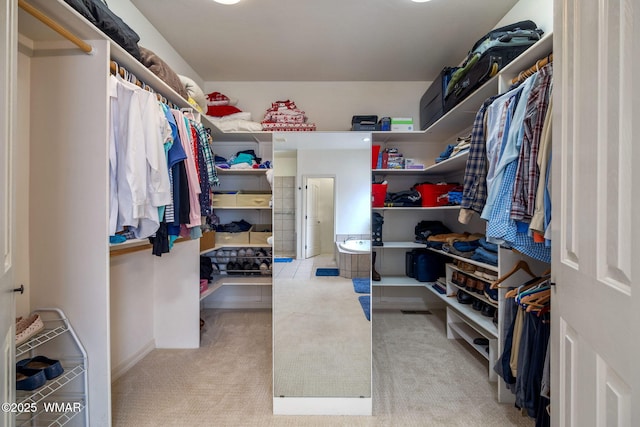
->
<box><xmin>112</xmin><ymin>309</ymin><xmax>534</xmax><ymax>426</ymax></box>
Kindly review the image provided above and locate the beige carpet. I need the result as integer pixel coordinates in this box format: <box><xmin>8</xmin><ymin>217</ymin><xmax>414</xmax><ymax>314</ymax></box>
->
<box><xmin>112</xmin><ymin>309</ymin><xmax>533</xmax><ymax>426</ymax></box>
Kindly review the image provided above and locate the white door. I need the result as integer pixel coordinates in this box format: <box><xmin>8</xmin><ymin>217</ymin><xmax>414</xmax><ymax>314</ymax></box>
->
<box><xmin>0</xmin><ymin>0</ymin><xmax>17</xmax><ymax>425</ymax></box>
<box><xmin>552</xmin><ymin>0</ymin><xmax>640</xmax><ymax>425</ymax></box>
<box><xmin>304</xmin><ymin>179</ymin><xmax>321</xmax><ymax>259</ymax></box>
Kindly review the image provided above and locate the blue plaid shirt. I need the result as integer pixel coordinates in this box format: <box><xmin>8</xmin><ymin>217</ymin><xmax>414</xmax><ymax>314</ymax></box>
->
<box><xmin>460</xmin><ymin>95</ymin><xmax>501</xmax><ymax>214</ymax></box>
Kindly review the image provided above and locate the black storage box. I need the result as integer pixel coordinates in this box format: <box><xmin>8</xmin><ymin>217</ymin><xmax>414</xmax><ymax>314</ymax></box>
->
<box><xmin>406</xmin><ymin>249</ymin><xmax>446</xmax><ymax>282</ymax></box>
<box><xmin>419</xmin><ymin>67</ymin><xmax>457</xmax><ymax>130</ymax></box>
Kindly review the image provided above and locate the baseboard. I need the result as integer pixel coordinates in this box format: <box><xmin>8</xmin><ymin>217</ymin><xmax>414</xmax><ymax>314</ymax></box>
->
<box><xmin>273</xmin><ymin>397</ymin><xmax>372</xmax><ymax>415</ymax></box>
<box><xmin>202</xmin><ymin>301</ymin><xmax>272</xmax><ymax>310</ymax></box>
<box><xmin>110</xmin><ymin>339</ymin><xmax>155</xmax><ymax>382</ymax></box>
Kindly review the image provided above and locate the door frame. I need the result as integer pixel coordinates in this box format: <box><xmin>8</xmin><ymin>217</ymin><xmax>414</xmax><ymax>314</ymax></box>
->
<box><xmin>300</xmin><ymin>175</ymin><xmax>335</xmax><ymax>259</ymax></box>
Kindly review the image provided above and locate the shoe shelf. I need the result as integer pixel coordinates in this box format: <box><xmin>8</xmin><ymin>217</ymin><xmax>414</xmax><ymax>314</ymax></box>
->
<box><xmin>450</xmin><ymin>282</ymin><xmax>498</xmax><ymax>309</ymax></box>
<box><xmin>446</xmin><ymin>309</ymin><xmax>498</xmax><ymax>382</ymax></box>
<box><xmin>15</xmin><ymin>308</ymin><xmax>89</xmax><ymax>427</ymax></box>
<box><xmin>201</xmin><ymin>243</ymin><xmax>273</xmax><ymax>254</ymax></box>
<box><xmin>16</xmin><ymin>399</ymin><xmax>86</xmax><ymax>427</ymax></box>
<box><xmin>448</xmin><ymin>263</ymin><xmax>497</xmax><ymax>284</ymax></box>
<box><xmin>426</xmin><ymin>247</ymin><xmax>498</xmax><ymax>272</ymax></box>
<box><xmin>16</xmin><ymin>325</ymin><xmax>68</xmax><ymax>358</ymax></box>
<box><xmin>201</xmin><ymin>276</ymin><xmax>272</xmax><ymax>301</ymax></box>
<box><xmin>16</xmin><ymin>364</ymin><xmax>86</xmax><ymax>406</ymax></box>
<box><xmin>425</xmin><ymin>283</ymin><xmax>498</xmax><ymax>339</ymax></box>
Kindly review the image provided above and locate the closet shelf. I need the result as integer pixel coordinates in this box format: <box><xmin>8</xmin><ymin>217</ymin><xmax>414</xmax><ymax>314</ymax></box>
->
<box><xmin>201</xmin><ymin>243</ymin><xmax>273</xmax><ymax>254</ymax></box>
<box><xmin>426</xmin><ymin>248</ymin><xmax>498</xmax><ymax>272</ymax></box>
<box><xmin>373</xmin><ymin>276</ymin><xmax>427</xmax><ymax>287</ymax></box>
<box><xmin>450</xmin><ymin>282</ymin><xmax>498</xmax><ymax>308</ymax></box>
<box><xmin>213</xmin><ymin>206</ymin><xmax>272</xmax><ymax>210</ymax></box>
<box><xmin>447</xmin><ymin>321</ymin><xmax>493</xmax><ymax>361</ymax></box>
<box><xmin>449</xmin><ymin>263</ymin><xmax>497</xmax><ymax>284</ymax></box>
<box><xmin>16</xmin><ymin>325</ymin><xmax>68</xmax><ymax>358</ymax></box>
<box><xmin>215</xmin><ymin>167</ymin><xmax>272</xmax><ymax>175</ymax></box>
<box><xmin>372</xmin><ymin>242</ymin><xmax>425</xmax><ymax>249</ymax></box>
<box><xmin>372</xmin><ymin>206</ymin><xmax>461</xmax><ymax>211</ymax></box>
<box><xmin>425</xmin><ymin>284</ymin><xmax>498</xmax><ymax>338</ymax></box>
<box><xmin>372</xmin><ymin>151</ymin><xmax>469</xmax><ymax>176</ymax></box>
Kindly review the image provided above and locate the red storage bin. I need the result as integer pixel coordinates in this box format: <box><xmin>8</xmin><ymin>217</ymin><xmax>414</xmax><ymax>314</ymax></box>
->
<box><xmin>371</xmin><ymin>145</ymin><xmax>381</xmax><ymax>169</ymax></box>
<box><xmin>372</xmin><ymin>183</ymin><xmax>388</xmax><ymax>207</ymax></box>
<box><xmin>415</xmin><ymin>183</ymin><xmax>457</xmax><ymax>207</ymax></box>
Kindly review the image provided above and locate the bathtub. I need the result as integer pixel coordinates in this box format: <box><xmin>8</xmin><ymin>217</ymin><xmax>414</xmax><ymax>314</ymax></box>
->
<box><xmin>336</xmin><ymin>240</ymin><xmax>371</xmax><ymax>279</ymax></box>
<box><xmin>337</xmin><ymin>239</ymin><xmax>371</xmax><ymax>254</ymax></box>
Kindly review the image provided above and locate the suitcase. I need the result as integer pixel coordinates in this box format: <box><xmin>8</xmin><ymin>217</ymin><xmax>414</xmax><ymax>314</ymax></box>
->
<box><xmin>406</xmin><ymin>249</ymin><xmax>446</xmax><ymax>282</ymax></box>
<box><xmin>419</xmin><ymin>67</ymin><xmax>457</xmax><ymax>130</ymax></box>
<box><xmin>444</xmin><ymin>21</ymin><xmax>543</xmax><ymax>111</ymax></box>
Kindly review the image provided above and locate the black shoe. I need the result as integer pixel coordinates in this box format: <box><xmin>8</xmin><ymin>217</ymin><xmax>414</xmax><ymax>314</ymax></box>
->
<box><xmin>456</xmin><ymin>290</ymin><xmax>473</xmax><ymax>304</ymax></box>
<box><xmin>473</xmin><ymin>337</ymin><xmax>489</xmax><ymax>346</ymax></box>
<box><xmin>482</xmin><ymin>304</ymin><xmax>496</xmax><ymax>317</ymax></box>
<box><xmin>472</xmin><ymin>299</ymin><xmax>484</xmax><ymax>311</ymax></box>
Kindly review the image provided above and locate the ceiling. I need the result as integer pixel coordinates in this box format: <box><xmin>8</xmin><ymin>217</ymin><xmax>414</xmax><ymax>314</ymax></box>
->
<box><xmin>130</xmin><ymin>0</ymin><xmax>518</xmax><ymax>82</ymax></box>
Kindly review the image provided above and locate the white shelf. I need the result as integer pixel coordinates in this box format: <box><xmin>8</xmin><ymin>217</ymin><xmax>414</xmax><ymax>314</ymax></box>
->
<box><xmin>448</xmin><ymin>321</ymin><xmax>491</xmax><ymax>361</ymax></box>
<box><xmin>373</xmin><ymin>276</ymin><xmax>426</xmax><ymax>287</ymax></box>
<box><xmin>372</xmin><ymin>151</ymin><xmax>469</xmax><ymax>176</ymax></box>
<box><xmin>372</xmin><ymin>242</ymin><xmax>424</xmax><ymax>249</ymax></box>
<box><xmin>200</xmin><ymin>243</ymin><xmax>272</xmax><ymax>255</ymax></box>
<box><xmin>213</xmin><ymin>206</ymin><xmax>272</xmax><ymax>210</ymax></box>
<box><xmin>426</xmin><ymin>247</ymin><xmax>498</xmax><ymax>272</ymax></box>
<box><xmin>372</xmin><ymin>206</ymin><xmax>461</xmax><ymax>211</ymax></box>
<box><xmin>16</xmin><ymin>325</ymin><xmax>68</xmax><ymax>358</ymax></box>
<box><xmin>16</xmin><ymin>365</ymin><xmax>86</xmax><ymax>406</ymax></box>
<box><xmin>200</xmin><ymin>276</ymin><xmax>272</xmax><ymax>300</ymax></box>
<box><xmin>498</xmin><ymin>32</ymin><xmax>554</xmax><ymax>81</ymax></box>
<box><xmin>371</xmin><ymin>131</ymin><xmax>428</xmax><ymax>144</ymax></box>
<box><xmin>215</xmin><ymin>167</ymin><xmax>272</xmax><ymax>175</ymax></box>
<box><xmin>425</xmin><ymin>284</ymin><xmax>498</xmax><ymax>338</ymax></box>
<box><xmin>450</xmin><ymin>282</ymin><xmax>498</xmax><ymax>309</ymax></box>
<box><xmin>449</xmin><ymin>263</ymin><xmax>497</xmax><ymax>285</ymax></box>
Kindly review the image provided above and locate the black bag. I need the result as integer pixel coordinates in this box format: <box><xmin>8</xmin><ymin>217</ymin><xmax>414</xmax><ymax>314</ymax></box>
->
<box><xmin>419</xmin><ymin>67</ymin><xmax>457</xmax><ymax>130</ymax></box>
<box><xmin>385</xmin><ymin>190</ymin><xmax>422</xmax><ymax>207</ymax></box>
<box><xmin>414</xmin><ymin>220</ymin><xmax>451</xmax><ymax>243</ymax></box>
<box><xmin>200</xmin><ymin>256</ymin><xmax>213</xmax><ymax>281</ymax></box>
<box><xmin>444</xmin><ymin>21</ymin><xmax>543</xmax><ymax>111</ymax></box>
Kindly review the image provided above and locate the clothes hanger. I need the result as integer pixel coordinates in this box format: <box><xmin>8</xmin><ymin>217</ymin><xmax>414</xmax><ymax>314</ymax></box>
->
<box><xmin>504</xmin><ymin>274</ymin><xmax>547</xmax><ymax>298</ymax></box>
<box><xmin>491</xmin><ymin>260</ymin><xmax>536</xmax><ymax>289</ymax></box>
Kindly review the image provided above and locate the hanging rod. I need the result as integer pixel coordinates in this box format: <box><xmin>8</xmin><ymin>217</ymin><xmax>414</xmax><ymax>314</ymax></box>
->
<box><xmin>511</xmin><ymin>53</ymin><xmax>553</xmax><ymax>85</ymax></box>
<box><xmin>109</xmin><ymin>60</ymin><xmax>180</xmax><ymax>109</ymax></box>
<box><xmin>18</xmin><ymin>0</ymin><xmax>93</xmax><ymax>54</ymax></box>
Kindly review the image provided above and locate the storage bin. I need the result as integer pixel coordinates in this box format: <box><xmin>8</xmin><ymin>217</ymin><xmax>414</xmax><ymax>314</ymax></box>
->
<box><xmin>236</xmin><ymin>191</ymin><xmax>271</xmax><ymax>208</ymax></box>
<box><xmin>249</xmin><ymin>224</ymin><xmax>272</xmax><ymax>244</ymax></box>
<box><xmin>415</xmin><ymin>183</ymin><xmax>457</xmax><ymax>207</ymax></box>
<box><xmin>211</xmin><ymin>191</ymin><xmax>237</xmax><ymax>207</ymax></box>
<box><xmin>372</xmin><ymin>145</ymin><xmax>381</xmax><ymax>169</ymax></box>
<box><xmin>200</xmin><ymin>231</ymin><xmax>216</xmax><ymax>252</ymax></box>
<box><xmin>371</xmin><ymin>184</ymin><xmax>388</xmax><ymax>208</ymax></box>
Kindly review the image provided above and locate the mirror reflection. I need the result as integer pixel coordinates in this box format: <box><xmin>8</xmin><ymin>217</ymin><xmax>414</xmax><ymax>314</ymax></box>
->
<box><xmin>272</xmin><ymin>132</ymin><xmax>372</xmax><ymax>402</ymax></box>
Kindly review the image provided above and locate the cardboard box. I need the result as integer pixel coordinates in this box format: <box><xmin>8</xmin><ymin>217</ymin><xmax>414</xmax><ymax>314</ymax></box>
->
<box><xmin>391</xmin><ymin>117</ymin><xmax>414</xmax><ymax>131</ymax></box>
<box><xmin>211</xmin><ymin>191</ymin><xmax>237</xmax><ymax>207</ymax></box>
<box><xmin>249</xmin><ymin>224</ymin><xmax>273</xmax><ymax>245</ymax></box>
<box><xmin>200</xmin><ymin>231</ymin><xmax>216</xmax><ymax>252</ymax></box>
<box><xmin>236</xmin><ymin>191</ymin><xmax>271</xmax><ymax>208</ymax></box>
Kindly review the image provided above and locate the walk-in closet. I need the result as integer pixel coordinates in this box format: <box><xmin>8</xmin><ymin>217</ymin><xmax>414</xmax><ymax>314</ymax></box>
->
<box><xmin>3</xmin><ymin>0</ymin><xmax>639</xmax><ymax>426</ymax></box>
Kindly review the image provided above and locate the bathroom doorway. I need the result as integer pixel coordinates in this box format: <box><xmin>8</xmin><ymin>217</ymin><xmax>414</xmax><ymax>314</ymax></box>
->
<box><xmin>302</xmin><ymin>176</ymin><xmax>335</xmax><ymax>259</ymax></box>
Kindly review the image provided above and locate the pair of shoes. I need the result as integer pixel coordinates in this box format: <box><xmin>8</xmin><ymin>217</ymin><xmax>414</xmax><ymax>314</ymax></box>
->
<box><xmin>17</xmin><ymin>356</ymin><xmax>64</xmax><ymax>380</ymax></box>
<box><xmin>456</xmin><ymin>290</ymin><xmax>474</xmax><ymax>304</ymax></box>
<box><xmin>16</xmin><ymin>368</ymin><xmax>46</xmax><ymax>391</ymax></box>
<box><xmin>476</xmin><ymin>267</ymin><xmax>498</xmax><ymax>281</ymax></box>
<box><xmin>455</xmin><ymin>260</ymin><xmax>476</xmax><ymax>273</ymax></box>
<box><xmin>15</xmin><ymin>314</ymin><xmax>44</xmax><ymax>346</ymax></box>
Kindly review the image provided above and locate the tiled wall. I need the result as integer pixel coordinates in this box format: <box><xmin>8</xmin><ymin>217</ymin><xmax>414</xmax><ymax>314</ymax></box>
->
<box><xmin>273</xmin><ymin>176</ymin><xmax>296</xmax><ymax>257</ymax></box>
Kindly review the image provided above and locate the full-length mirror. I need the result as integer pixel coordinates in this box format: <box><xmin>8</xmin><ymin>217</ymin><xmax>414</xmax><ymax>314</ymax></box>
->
<box><xmin>272</xmin><ymin>132</ymin><xmax>372</xmax><ymax>415</ymax></box>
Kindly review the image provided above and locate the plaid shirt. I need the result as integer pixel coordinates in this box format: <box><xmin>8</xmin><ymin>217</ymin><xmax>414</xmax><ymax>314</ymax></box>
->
<box><xmin>460</xmin><ymin>95</ymin><xmax>501</xmax><ymax>214</ymax></box>
<box><xmin>510</xmin><ymin>63</ymin><xmax>553</xmax><ymax>220</ymax></box>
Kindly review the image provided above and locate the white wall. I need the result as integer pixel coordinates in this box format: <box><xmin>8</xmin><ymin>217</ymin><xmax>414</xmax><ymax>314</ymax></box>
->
<box><xmin>495</xmin><ymin>0</ymin><xmax>553</xmax><ymax>34</ymax></box>
<box><xmin>107</xmin><ymin>0</ymin><xmax>204</xmax><ymax>87</ymax></box>
<box><xmin>203</xmin><ymin>81</ymin><xmax>429</xmax><ymax>132</ymax></box>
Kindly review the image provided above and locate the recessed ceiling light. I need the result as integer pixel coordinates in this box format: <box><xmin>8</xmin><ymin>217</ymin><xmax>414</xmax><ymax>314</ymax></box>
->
<box><xmin>213</xmin><ymin>0</ymin><xmax>241</xmax><ymax>4</ymax></box>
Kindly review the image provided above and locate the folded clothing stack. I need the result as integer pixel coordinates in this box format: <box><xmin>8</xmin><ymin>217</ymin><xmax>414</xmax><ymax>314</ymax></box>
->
<box><xmin>205</xmin><ymin>91</ymin><xmax>262</xmax><ymax>132</ymax></box>
<box><xmin>435</xmin><ymin>134</ymin><xmax>471</xmax><ymax>163</ymax></box>
<box><xmin>262</xmin><ymin>100</ymin><xmax>316</xmax><ymax>131</ymax></box>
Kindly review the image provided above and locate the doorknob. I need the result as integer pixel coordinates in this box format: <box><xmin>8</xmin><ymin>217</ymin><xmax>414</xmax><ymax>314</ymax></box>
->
<box><xmin>13</xmin><ymin>284</ymin><xmax>24</xmax><ymax>294</ymax></box>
